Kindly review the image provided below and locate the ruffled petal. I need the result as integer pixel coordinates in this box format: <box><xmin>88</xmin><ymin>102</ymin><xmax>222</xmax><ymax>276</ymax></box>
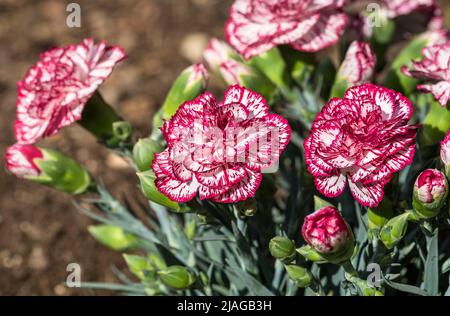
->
<box><xmin>291</xmin><ymin>12</ymin><xmax>348</xmax><ymax>52</ymax></box>
<box><xmin>223</xmin><ymin>85</ymin><xmax>268</xmax><ymax>119</ymax></box>
<box><xmin>195</xmin><ymin>165</ymin><xmax>247</xmax><ymax>188</ymax></box>
<box><xmin>418</xmin><ymin>81</ymin><xmax>450</xmax><ymax>107</ymax></box>
<box><xmin>210</xmin><ymin>170</ymin><xmax>263</xmax><ymax>203</ymax></box>
<box><xmin>348</xmin><ymin>178</ymin><xmax>386</xmax><ymax>207</ymax></box>
<box><xmin>314</xmin><ymin>173</ymin><xmax>347</xmax><ymax>198</ymax></box>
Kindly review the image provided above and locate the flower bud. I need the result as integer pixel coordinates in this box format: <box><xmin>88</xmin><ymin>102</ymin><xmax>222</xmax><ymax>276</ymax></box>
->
<box><xmin>237</xmin><ymin>198</ymin><xmax>258</xmax><ymax>217</ymax></box>
<box><xmin>285</xmin><ymin>265</ymin><xmax>312</xmax><ymax>288</ymax></box>
<box><xmin>123</xmin><ymin>254</ymin><xmax>154</xmax><ymax>280</ymax></box>
<box><xmin>157</xmin><ymin>265</ymin><xmax>196</xmax><ymax>290</ymax></box>
<box><xmin>132</xmin><ymin>138</ymin><xmax>162</xmax><ymax>172</ymax></box>
<box><xmin>203</xmin><ymin>38</ymin><xmax>237</xmax><ymax>73</ymax></box>
<box><xmin>413</xmin><ymin>169</ymin><xmax>448</xmax><ymax>218</ymax></box>
<box><xmin>203</xmin><ymin>38</ymin><xmax>248</xmax><ymax>86</ymax></box>
<box><xmin>301</xmin><ymin>206</ymin><xmax>354</xmax><ymax>264</ymax></box>
<box><xmin>5</xmin><ymin>144</ymin><xmax>91</xmax><ymax>194</ymax></box>
<box><xmin>441</xmin><ymin>131</ymin><xmax>450</xmax><ymax>179</ymax></box>
<box><xmin>269</xmin><ymin>236</ymin><xmax>296</xmax><ymax>263</ymax></box>
<box><xmin>152</xmin><ymin>64</ymin><xmax>208</xmax><ymax>133</ymax></box>
<box><xmin>88</xmin><ymin>225</ymin><xmax>138</xmax><ymax>251</ymax></box>
<box><xmin>379</xmin><ymin>212</ymin><xmax>410</xmax><ymax>249</ymax></box>
<box><xmin>332</xmin><ymin>41</ymin><xmax>376</xmax><ymax>97</ymax></box>
<box><xmin>202</xmin><ymin>38</ymin><xmax>275</xmax><ymax>98</ymax></box>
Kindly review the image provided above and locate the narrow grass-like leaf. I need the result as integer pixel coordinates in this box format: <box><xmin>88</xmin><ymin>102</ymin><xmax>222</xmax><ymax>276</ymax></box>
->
<box><xmin>423</xmin><ymin>229</ymin><xmax>439</xmax><ymax>296</ymax></box>
<box><xmin>383</xmin><ymin>276</ymin><xmax>430</xmax><ymax>296</ymax></box>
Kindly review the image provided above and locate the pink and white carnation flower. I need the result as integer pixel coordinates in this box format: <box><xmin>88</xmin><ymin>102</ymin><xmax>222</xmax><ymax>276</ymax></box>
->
<box><xmin>225</xmin><ymin>0</ymin><xmax>349</xmax><ymax>59</ymax></box>
<box><xmin>304</xmin><ymin>83</ymin><xmax>418</xmax><ymax>207</ymax></box>
<box><xmin>15</xmin><ymin>38</ymin><xmax>127</xmax><ymax>144</ymax></box>
<box><xmin>336</xmin><ymin>41</ymin><xmax>376</xmax><ymax>86</ymax></box>
<box><xmin>152</xmin><ymin>85</ymin><xmax>291</xmax><ymax>203</ymax></box>
<box><xmin>5</xmin><ymin>144</ymin><xmax>43</xmax><ymax>178</ymax></box>
<box><xmin>402</xmin><ymin>41</ymin><xmax>450</xmax><ymax>107</ymax></box>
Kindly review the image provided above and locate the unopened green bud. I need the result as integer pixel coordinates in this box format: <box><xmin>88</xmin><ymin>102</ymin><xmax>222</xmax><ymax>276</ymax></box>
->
<box><xmin>379</xmin><ymin>212</ymin><xmax>410</xmax><ymax>249</ymax></box>
<box><xmin>158</xmin><ymin>265</ymin><xmax>196</xmax><ymax>290</ymax></box>
<box><xmin>111</xmin><ymin>121</ymin><xmax>132</xmax><ymax>143</ymax></box>
<box><xmin>285</xmin><ymin>265</ymin><xmax>312</xmax><ymax>288</ymax></box>
<box><xmin>269</xmin><ymin>236</ymin><xmax>296</xmax><ymax>262</ymax></box>
<box><xmin>123</xmin><ymin>254</ymin><xmax>154</xmax><ymax>280</ymax></box>
<box><xmin>88</xmin><ymin>225</ymin><xmax>138</xmax><ymax>251</ymax></box>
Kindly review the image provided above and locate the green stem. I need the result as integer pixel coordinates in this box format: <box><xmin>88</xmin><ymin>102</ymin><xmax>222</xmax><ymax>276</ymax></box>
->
<box><xmin>342</xmin><ymin>260</ymin><xmax>358</xmax><ymax>277</ymax></box>
<box><xmin>79</xmin><ymin>91</ymin><xmax>132</xmax><ymax>149</ymax></box>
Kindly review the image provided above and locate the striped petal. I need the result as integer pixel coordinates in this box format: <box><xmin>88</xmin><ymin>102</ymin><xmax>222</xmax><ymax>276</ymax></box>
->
<box><xmin>223</xmin><ymin>85</ymin><xmax>268</xmax><ymax>119</ymax></box>
<box><xmin>195</xmin><ymin>165</ymin><xmax>247</xmax><ymax>188</ymax></box>
<box><xmin>314</xmin><ymin>173</ymin><xmax>347</xmax><ymax>198</ymax></box>
<box><xmin>210</xmin><ymin>170</ymin><xmax>263</xmax><ymax>203</ymax></box>
<box><xmin>348</xmin><ymin>178</ymin><xmax>387</xmax><ymax>207</ymax></box>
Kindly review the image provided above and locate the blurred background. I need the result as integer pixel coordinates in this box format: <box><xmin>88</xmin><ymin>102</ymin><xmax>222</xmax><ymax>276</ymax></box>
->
<box><xmin>0</xmin><ymin>0</ymin><xmax>228</xmax><ymax>295</ymax></box>
<box><xmin>1</xmin><ymin>0</ymin><xmax>450</xmax><ymax>296</ymax></box>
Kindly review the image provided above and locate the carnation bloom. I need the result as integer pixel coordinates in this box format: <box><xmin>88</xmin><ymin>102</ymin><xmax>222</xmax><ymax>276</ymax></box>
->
<box><xmin>336</xmin><ymin>41</ymin><xmax>376</xmax><ymax>86</ymax></box>
<box><xmin>304</xmin><ymin>83</ymin><xmax>417</xmax><ymax>207</ymax></box>
<box><xmin>402</xmin><ymin>41</ymin><xmax>450</xmax><ymax>107</ymax></box>
<box><xmin>413</xmin><ymin>169</ymin><xmax>448</xmax><ymax>218</ymax></box>
<box><xmin>302</xmin><ymin>206</ymin><xmax>354</xmax><ymax>255</ymax></box>
<box><xmin>5</xmin><ymin>144</ymin><xmax>43</xmax><ymax>178</ymax></box>
<box><xmin>152</xmin><ymin>85</ymin><xmax>291</xmax><ymax>203</ymax></box>
<box><xmin>15</xmin><ymin>38</ymin><xmax>127</xmax><ymax>144</ymax></box>
<box><xmin>225</xmin><ymin>0</ymin><xmax>348</xmax><ymax>59</ymax></box>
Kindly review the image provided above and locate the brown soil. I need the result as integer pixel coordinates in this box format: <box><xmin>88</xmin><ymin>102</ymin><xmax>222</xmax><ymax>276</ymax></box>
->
<box><xmin>0</xmin><ymin>0</ymin><xmax>229</xmax><ymax>295</ymax></box>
